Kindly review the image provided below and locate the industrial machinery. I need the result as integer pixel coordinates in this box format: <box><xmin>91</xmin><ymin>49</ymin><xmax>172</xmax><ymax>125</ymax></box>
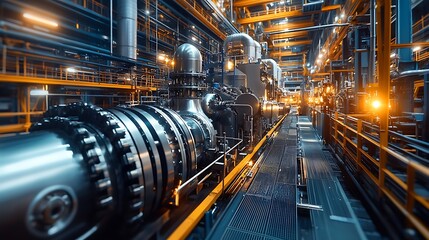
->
<box><xmin>0</xmin><ymin>43</ymin><xmax>287</xmax><ymax>239</ymax></box>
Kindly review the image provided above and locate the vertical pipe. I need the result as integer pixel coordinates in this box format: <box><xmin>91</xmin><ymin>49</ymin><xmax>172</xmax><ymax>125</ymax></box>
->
<box><xmin>397</xmin><ymin>0</ymin><xmax>412</xmax><ymax>63</ymax></box>
<box><xmin>155</xmin><ymin>0</ymin><xmax>158</xmax><ymax>59</ymax></box>
<box><xmin>2</xmin><ymin>46</ymin><xmax>6</xmax><ymax>73</ymax></box>
<box><xmin>110</xmin><ymin>0</ymin><xmax>113</xmax><ymax>55</ymax></box>
<box><xmin>230</xmin><ymin>0</ymin><xmax>233</xmax><ymax>22</ymax></box>
<box><xmin>423</xmin><ymin>74</ymin><xmax>429</xmax><ymax>141</ymax></box>
<box><xmin>368</xmin><ymin>0</ymin><xmax>376</xmax><ymax>84</ymax></box>
<box><xmin>117</xmin><ymin>0</ymin><xmax>137</xmax><ymax>59</ymax></box>
<box><xmin>354</xmin><ymin>28</ymin><xmax>362</xmax><ymax>113</ymax></box>
<box><xmin>396</xmin><ymin>0</ymin><xmax>414</xmax><ymax>113</ymax></box>
<box><xmin>376</xmin><ymin>0</ymin><xmax>391</xmax><ymax>193</ymax></box>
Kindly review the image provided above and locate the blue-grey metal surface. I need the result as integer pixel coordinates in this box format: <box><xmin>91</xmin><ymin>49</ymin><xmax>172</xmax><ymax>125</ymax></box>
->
<box><xmin>298</xmin><ymin>116</ymin><xmax>367</xmax><ymax>240</ymax></box>
<box><xmin>209</xmin><ymin>114</ymin><xmax>298</xmax><ymax>240</ymax></box>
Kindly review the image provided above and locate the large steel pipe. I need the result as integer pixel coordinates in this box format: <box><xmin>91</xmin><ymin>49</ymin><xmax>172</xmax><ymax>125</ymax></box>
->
<box><xmin>0</xmin><ymin>103</ymin><xmax>200</xmax><ymax>239</ymax></box>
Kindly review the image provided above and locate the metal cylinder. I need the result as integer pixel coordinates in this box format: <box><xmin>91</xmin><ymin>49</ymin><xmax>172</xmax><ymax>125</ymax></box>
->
<box><xmin>254</xmin><ymin>40</ymin><xmax>261</xmax><ymax>60</ymax></box>
<box><xmin>170</xmin><ymin>44</ymin><xmax>216</xmax><ymax>153</ymax></box>
<box><xmin>0</xmin><ymin>102</ymin><xmax>204</xmax><ymax>239</ymax></box>
<box><xmin>0</xmin><ymin>131</ymin><xmax>95</xmax><ymax>239</ymax></box>
<box><xmin>173</xmin><ymin>43</ymin><xmax>203</xmax><ymax>74</ymax></box>
<box><xmin>117</xmin><ymin>0</ymin><xmax>137</xmax><ymax>59</ymax></box>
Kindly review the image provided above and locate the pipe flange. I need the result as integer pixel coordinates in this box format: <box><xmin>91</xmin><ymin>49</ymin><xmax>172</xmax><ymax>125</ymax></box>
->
<box><xmin>43</xmin><ymin>103</ymin><xmax>144</xmax><ymax>224</ymax></box>
<box><xmin>31</xmin><ymin>116</ymin><xmax>113</xmax><ymax>211</ymax></box>
<box><xmin>135</xmin><ymin>105</ymin><xmax>185</xmax><ymax>189</ymax></box>
<box><xmin>181</xmin><ymin>113</ymin><xmax>216</xmax><ymax>150</ymax></box>
<box><xmin>78</xmin><ymin>104</ymin><xmax>145</xmax><ymax>224</ymax></box>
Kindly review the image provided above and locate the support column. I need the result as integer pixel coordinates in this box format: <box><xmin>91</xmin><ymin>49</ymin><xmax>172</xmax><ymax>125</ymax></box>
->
<box><xmin>423</xmin><ymin>74</ymin><xmax>429</xmax><ymax>141</ymax></box>
<box><xmin>396</xmin><ymin>0</ymin><xmax>414</xmax><ymax>113</ymax></box>
<box><xmin>397</xmin><ymin>0</ymin><xmax>412</xmax><ymax>63</ymax></box>
<box><xmin>376</xmin><ymin>0</ymin><xmax>391</xmax><ymax>193</ymax></box>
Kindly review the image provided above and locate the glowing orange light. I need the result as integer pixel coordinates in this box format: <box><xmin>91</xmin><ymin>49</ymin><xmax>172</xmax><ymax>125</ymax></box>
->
<box><xmin>372</xmin><ymin>100</ymin><xmax>381</xmax><ymax>109</ymax></box>
<box><xmin>23</xmin><ymin>13</ymin><xmax>58</xmax><ymax>27</ymax></box>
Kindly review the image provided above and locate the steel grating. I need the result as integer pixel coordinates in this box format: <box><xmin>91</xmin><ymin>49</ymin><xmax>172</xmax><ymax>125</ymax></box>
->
<box><xmin>247</xmin><ymin>167</ymin><xmax>277</xmax><ymax>196</ymax></box>
<box><xmin>278</xmin><ymin>157</ymin><xmax>297</xmax><ymax>184</ymax></box>
<box><xmin>228</xmin><ymin>195</ymin><xmax>271</xmax><ymax>234</ymax></box>
<box><xmin>266</xmin><ymin>184</ymin><xmax>297</xmax><ymax>239</ymax></box>
<box><xmin>263</xmin><ymin>147</ymin><xmax>285</xmax><ymax>168</ymax></box>
<box><xmin>221</xmin><ymin>228</ymin><xmax>265</xmax><ymax>240</ymax></box>
<box><xmin>210</xmin><ymin>115</ymin><xmax>299</xmax><ymax>240</ymax></box>
<box><xmin>298</xmin><ymin>116</ymin><xmax>366</xmax><ymax>240</ymax></box>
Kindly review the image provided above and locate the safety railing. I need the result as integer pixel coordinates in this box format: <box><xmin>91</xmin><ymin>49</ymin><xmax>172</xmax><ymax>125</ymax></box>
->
<box><xmin>71</xmin><ymin>0</ymin><xmax>109</xmax><ymax>17</ymax></box>
<box><xmin>415</xmin><ymin>47</ymin><xmax>429</xmax><ymax>62</ymax></box>
<box><xmin>181</xmin><ymin>0</ymin><xmax>218</xmax><ymax>27</ymax></box>
<box><xmin>137</xmin><ymin>19</ymin><xmax>176</xmax><ymax>47</ymax></box>
<box><xmin>248</xmin><ymin>5</ymin><xmax>302</xmax><ymax>18</ymax></box>
<box><xmin>0</xmin><ymin>46</ymin><xmax>164</xmax><ymax>134</ymax></box>
<box><xmin>413</xmin><ymin>13</ymin><xmax>429</xmax><ymax>35</ymax></box>
<box><xmin>328</xmin><ymin>111</ymin><xmax>429</xmax><ymax>238</ymax></box>
<box><xmin>1</xmin><ymin>47</ymin><xmax>161</xmax><ymax>89</ymax></box>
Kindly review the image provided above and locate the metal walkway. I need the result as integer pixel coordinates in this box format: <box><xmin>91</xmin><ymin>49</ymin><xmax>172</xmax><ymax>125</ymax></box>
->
<box><xmin>208</xmin><ymin>115</ymin><xmax>370</xmax><ymax>240</ymax></box>
<box><xmin>298</xmin><ymin>116</ymin><xmax>367</xmax><ymax>240</ymax></box>
<box><xmin>208</xmin><ymin>114</ymin><xmax>298</xmax><ymax>240</ymax></box>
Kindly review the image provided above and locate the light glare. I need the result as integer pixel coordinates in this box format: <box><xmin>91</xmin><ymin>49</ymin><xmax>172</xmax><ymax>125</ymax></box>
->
<box><xmin>23</xmin><ymin>13</ymin><xmax>58</xmax><ymax>27</ymax></box>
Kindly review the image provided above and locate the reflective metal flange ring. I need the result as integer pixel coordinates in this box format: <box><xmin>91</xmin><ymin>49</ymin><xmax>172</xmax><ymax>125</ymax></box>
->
<box><xmin>136</xmin><ymin>105</ymin><xmax>184</xmax><ymax>197</ymax></box>
<box><xmin>127</xmin><ymin>107</ymin><xmax>172</xmax><ymax>208</ymax></box>
<box><xmin>157</xmin><ymin>107</ymin><xmax>197</xmax><ymax>180</ymax></box>
<box><xmin>108</xmin><ymin>109</ymin><xmax>151</xmax><ymax>218</ymax></box>
<box><xmin>114</xmin><ymin>108</ymin><xmax>163</xmax><ymax>214</ymax></box>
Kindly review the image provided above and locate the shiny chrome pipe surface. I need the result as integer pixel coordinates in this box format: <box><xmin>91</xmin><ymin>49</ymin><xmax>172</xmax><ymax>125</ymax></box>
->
<box><xmin>0</xmin><ymin>102</ymin><xmax>203</xmax><ymax>239</ymax></box>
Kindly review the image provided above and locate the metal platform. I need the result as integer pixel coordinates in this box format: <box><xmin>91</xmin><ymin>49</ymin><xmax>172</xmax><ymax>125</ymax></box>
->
<box><xmin>208</xmin><ymin>115</ymin><xmax>374</xmax><ymax>240</ymax></box>
<box><xmin>298</xmin><ymin>116</ymin><xmax>367</xmax><ymax>240</ymax></box>
<box><xmin>208</xmin><ymin>114</ymin><xmax>298</xmax><ymax>240</ymax></box>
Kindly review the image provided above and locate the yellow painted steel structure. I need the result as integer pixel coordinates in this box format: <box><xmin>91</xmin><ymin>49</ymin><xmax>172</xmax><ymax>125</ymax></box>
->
<box><xmin>279</xmin><ymin>61</ymin><xmax>303</xmax><ymax>67</ymax></box>
<box><xmin>273</xmin><ymin>40</ymin><xmax>312</xmax><ymax>48</ymax></box>
<box><xmin>270</xmin><ymin>31</ymin><xmax>308</xmax><ymax>40</ymax></box>
<box><xmin>175</xmin><ymin>0</ymin><xmax>227</xmax><ymax>40</ymax></box>
<box><xmin>375</xmin><ymin>0</ymin><xmax>390</xmax><ymax>200</ymax></box>
<box><xmin>264</xmin><ymin>21</ymin><xmax>314</xmax><ymax>33</ymax></box>
<box><xmin>328</xmin><ymin>111</ymin><xmax>429</xmax><ymax>239</ymax></box>
<box><xmin>237</xmin><ymin>5</ymin><xmax>341</xmax><ymax>25</ymax></box>
<box><xmin>315</xmin><ymin>0</ymin><xmax>365</xmax><ymax>70</ymax></box>
<box><xmin>167</xmin><ymin>114</ymin><xmax>287</xmax><ymax>240</ymax></box>
<box><xmin>270</xmin><ymin>51</ymin><xmax>304</xmax><ymax>57</ymax></box>
<box><xmin>234</xmin><ymin>0</ymin><xmax>278</xmax><ymax>8</ymax></box>
<box><xmin>0</xmin><ymin>74</ymin><xmax>156</xmax><ymax>91</ymax></box>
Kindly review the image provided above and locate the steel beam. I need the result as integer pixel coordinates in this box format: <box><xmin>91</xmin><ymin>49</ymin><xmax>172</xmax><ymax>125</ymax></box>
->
<box><xmin>234</xmin><ymin>0</ymin><xmax>277</xmax><ymax>8</ymax></box>
<box><xmin>270</xmin><ymin>31</ymin><xmax>308</xmax><ymax>39</ymax></box>
<box><xmin>175</xmin><ymin>0</ymin><xmax>227</xmax><ymax>40</ymax></box>
<box><xmin>273</xmin><ymin>40</ymin><xmax>312</xmax><ymax>47</ymax></box>
<box><xmin>270</xmin><ymin>52</ymin><xmax>305</xmax><ymax>57</ymax></box>
<box><xmin>391</xmin><ymin>42</ymin><xmax>429</xmax><ymax>48</ymax></box>
<box><xmin>279</xmin><ymin>61</ymin><xmax>303</xmax><ymax>67</ymax></box>
<box><xmin>0</xmin><ymin>74</ymin><xmax>156</xmax><ymax>91</ymax></box>
<box><xmin>376</xmin><ymin>0</ymin><xmax>390</xmax><ymax>194</ymax></box>
<box><xmin>264</xmin><ymin>21</ymin><xmax>314</xmax><ymax>33</ymax></box>
<box><xmin>237</xmin><ymin>5</ymin><xmax>341</xmax><ymax>25</ymax></box>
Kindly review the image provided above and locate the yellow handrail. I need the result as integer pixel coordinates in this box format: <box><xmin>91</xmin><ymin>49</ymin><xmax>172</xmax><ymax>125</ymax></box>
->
<box><xmin>328</xmin><ymin>111</ymin><xmax>429</xmax><ymax>239</ymax></box>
